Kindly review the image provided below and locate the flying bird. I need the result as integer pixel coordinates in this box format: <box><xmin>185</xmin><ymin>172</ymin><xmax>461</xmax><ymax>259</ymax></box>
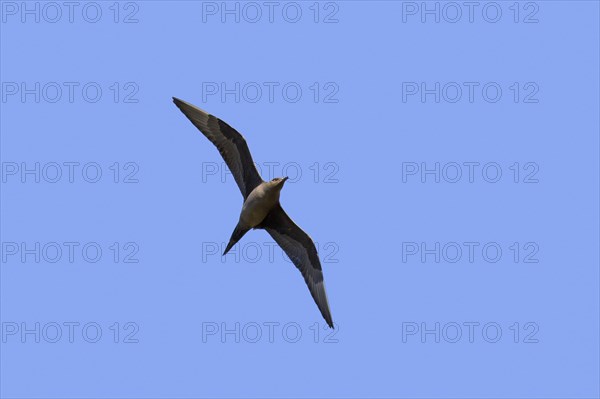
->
<box><xmin>173</xmin><ymin>97</ymin><xmax>334</xmax><ymax>328</ymax></box>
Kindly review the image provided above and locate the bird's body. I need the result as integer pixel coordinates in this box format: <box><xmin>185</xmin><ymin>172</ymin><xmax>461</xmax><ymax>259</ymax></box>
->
<box><xmin>239</xmin><ymin>179</ymin><xmax>285</xmax><ymax>228</ymax></box>
<box><xmin>173</xmin><ymin>97</ymin><xmax>334</xmax><ymax>328</ymax></box>
<box><xmin>223</xmin><ymin>178</ymin><xmax>288</xmax><ymax>256</ymax></box>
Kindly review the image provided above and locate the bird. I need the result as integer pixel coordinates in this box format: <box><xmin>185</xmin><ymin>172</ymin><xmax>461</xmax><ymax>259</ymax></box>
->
<box><xmin>172</xmin><ymin>97</ymin><xmax>334</xmax><ymax>328</ymax></box>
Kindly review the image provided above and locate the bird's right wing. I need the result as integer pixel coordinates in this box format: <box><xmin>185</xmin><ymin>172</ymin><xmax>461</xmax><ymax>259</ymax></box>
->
<box><xmin>173</xmin><ymin>97</ymin><xmax>263</xmax><ymax>199</ymax></box>
<box><xmin>260</xmin><ymin>204</ymin><xmax>334</xmax><ymax>328</ymax></box>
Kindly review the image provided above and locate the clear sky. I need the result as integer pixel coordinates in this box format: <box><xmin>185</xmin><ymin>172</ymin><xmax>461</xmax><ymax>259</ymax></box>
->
<box><xmin>1</xmin><ymin>1</ymin><xmax>599</xmax><ymax>398</ymax></box>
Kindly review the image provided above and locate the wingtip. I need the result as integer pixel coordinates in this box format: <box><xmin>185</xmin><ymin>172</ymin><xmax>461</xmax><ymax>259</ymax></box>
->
<box><xmin>322</xmin><ymin>308</ymin><xmax>334</xmax><ymax>329</ymax></box>
<box><xmin>325</xmin><ymin>313</ymin><xmax>334</xmax><ymax>329</ymax></box>
<box><xmin>172</xmin><ymin>97</ymin><xmax>211</xmax><ymax>117</ymax></box>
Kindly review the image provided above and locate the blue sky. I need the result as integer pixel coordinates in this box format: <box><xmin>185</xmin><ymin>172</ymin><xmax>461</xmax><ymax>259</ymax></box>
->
<box><xmin>1</xmin><ymin>1</ymin><xmax>599</xmax><ymax>398</ymax></box>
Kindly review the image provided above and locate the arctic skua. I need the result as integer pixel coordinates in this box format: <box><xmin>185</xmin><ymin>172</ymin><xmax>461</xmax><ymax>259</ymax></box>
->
<box><xmin>173</xmin><ymin>97</ymin><xmax>334</xmax><ymax>328</ymax></box>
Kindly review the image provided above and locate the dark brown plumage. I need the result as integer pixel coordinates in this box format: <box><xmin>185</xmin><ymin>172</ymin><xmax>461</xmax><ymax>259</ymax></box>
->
<box><xmin>173</xmin><ymin>97</ymin><xmax>334</xmax><ymax>328</ymax></box>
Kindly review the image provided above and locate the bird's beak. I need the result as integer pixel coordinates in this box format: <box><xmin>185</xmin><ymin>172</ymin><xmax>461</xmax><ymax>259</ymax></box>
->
<box><xmin>278</xmin><ymin>176</ymin><xmax>289</xmax><ymax>186</ymax></box>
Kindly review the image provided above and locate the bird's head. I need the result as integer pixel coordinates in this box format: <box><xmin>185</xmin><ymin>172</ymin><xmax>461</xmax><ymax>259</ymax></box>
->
<box><xmin>268</xmin><ymin>176</ymin><xmax>289</xmax><ymax>191</ymax></box>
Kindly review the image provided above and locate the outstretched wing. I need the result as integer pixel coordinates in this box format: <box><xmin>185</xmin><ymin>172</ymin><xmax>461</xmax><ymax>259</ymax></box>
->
<box><xmin>173</xmin><ymin>97</ymin><xmax>263</xmax><ymax>198</ymax></box>
<box><xmin>260</xmin><ymin>204</ymin><xmax>334</xmax><ymax>328</ymax></box>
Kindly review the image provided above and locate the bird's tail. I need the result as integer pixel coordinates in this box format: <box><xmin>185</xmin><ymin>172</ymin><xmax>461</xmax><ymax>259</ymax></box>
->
<box><xmin>223</xmin><ymin>222</ymin><xmax>250</xmax><ymax>256</ymax></box>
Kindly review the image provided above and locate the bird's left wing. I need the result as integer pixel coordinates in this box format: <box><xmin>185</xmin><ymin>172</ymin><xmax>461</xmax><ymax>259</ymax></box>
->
<box><xmin>173</xmin><ymin>97</ymin><xmax>263</xmax><ymax>199</ymax></box>
<box><xmin>259</xmin><ymin>204</ymin><xmax>334</xmax><ymax>328</ymax></box>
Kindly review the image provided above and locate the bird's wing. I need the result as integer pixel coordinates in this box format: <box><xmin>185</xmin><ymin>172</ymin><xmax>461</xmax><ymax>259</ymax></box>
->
<box><xmin>259</xmin><ymin>203</ymin><xmax>334</xmax><ymax>328</ymax></box>
<box><xmin>173</xmin><ymin>97</ymin><xmax>263</xmax><ymax>198</ymax></box>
